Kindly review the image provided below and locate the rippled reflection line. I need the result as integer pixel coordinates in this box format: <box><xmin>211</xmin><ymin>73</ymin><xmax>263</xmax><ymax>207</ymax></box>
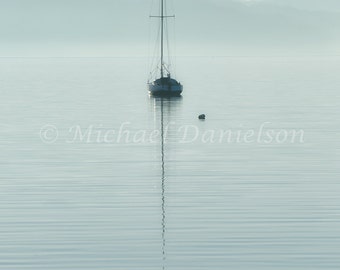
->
<box><xmin>160</xmin><ymin>98</ymin><xmax>166</xmax><ymax>270</ymax></box>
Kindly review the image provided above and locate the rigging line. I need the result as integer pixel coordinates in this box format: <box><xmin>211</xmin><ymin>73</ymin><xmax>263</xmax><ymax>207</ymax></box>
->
<box><xmin>170</xmin><ymin>0</ymin><xmax>177</xmax><ymax>78</ymax></box>
<box><xmin>166</xmin><ymin>18</ymin><xmax>172</xmax><ymax>73</ymax></box>
<box><xmin>150</xmin><ymin>24</ymin><xmax>161</xmax><ymax>81</ymax></box>
<box><xmin>173</xmin><ymin>7</ymin><xmax>177</xmax><ymax>78</ymax></box>
<box><xmin>150</xmin><ymin>11</ymin><xmax>162</xmax><ymax>80</ymax></box>
<box><xmin>161</xmin><ymin>0</ymin><xmax>171</xmax><ymax>75</ymax></box>
<box><xmin>148</xmin><ymin>0</ymin><xmax>157</xmax><ymax>78</ymax></box>
<box><xmin>160</xmin><ymin>0</ymin><xmax>163</xmax><ymax>77</ymax></box>
<box><xmin>154</xmin><ymin>23</ymin><xmax>161</xmax><ymax>73</ymax></box>
<box><xmin>167</xmin><ymin>0</ymin><xmax>177</xmax><ymax>78</ymax></box>
<box><xmin>148</xmin><ymin>16</ymin><xmax>152</xmax><ymax>78</ymax></box>
<box><xmin>149</xmin><ymin>30</ymin><xmax>156</xmax><ymax>79</ymax></box>
<box><xmin>166</xmin><ymin>0</ymin><xmax>175</xmax><ymax>76</ymax></box>
<box><xmin>165</xmin><ymin>0</ymin><xmax>171</xmax><ymax>73</ymax></box>
<box><xmin>174</xmin><ymin>16</ymin><xmax>178</xmax><ymax>75</ymax></box>
<box><xmin>148</xmin><ymin>0</ymin><xmax>158</xmax><ymax>80</ymax></box>
<box><xmin>167</xmin><ymin>0</ymin><xmax>176</xmax><ymax>77</ymax></box>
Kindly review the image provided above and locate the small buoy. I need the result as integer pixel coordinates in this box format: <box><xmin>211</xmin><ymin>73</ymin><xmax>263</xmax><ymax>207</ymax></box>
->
<box><xmin>198</xmin><ymin>114</ymin><xmax>206</xmax><ymax>120</ymax></box>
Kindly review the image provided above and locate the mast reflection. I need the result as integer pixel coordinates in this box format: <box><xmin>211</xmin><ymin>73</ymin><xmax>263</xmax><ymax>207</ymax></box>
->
<box><xmin>161</xmin><ymin>98</ymin><xmax>166</xmax><ymax>268</ymax></box>
<box><xmin>151</xmin><ymin>96</ymin><xmax>182</xmax><ymax>270</ymax></box>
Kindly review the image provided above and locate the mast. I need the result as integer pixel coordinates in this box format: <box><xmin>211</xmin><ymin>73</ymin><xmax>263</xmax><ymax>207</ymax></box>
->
<box><xmin>161</xmin><ymin>0</ymin><xmax>164</xmax><ymax>78</ymax></box>
<box><xmin>150</xmin><ymin>0</ymin><xmax>174</xmax><ymax>79</ymax></box>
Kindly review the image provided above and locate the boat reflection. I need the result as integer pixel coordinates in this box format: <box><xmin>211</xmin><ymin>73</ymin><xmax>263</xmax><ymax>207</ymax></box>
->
<box><xmin>150</xmin><ymin>96</ymin><xmax>182</xmax><ymax>269</ymax></box>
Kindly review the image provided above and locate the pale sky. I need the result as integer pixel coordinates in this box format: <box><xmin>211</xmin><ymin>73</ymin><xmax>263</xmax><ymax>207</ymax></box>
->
<box><xmin>0</xmin><ymin>0</ymin><xmax>339</xmax><ymax>56</ymax></box>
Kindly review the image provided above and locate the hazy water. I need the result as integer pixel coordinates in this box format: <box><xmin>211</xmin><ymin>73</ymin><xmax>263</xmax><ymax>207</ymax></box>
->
<box><xmin>0</xmin><ymin>56</ymin><xmax>339</xmax><ymax>270</ymax></box>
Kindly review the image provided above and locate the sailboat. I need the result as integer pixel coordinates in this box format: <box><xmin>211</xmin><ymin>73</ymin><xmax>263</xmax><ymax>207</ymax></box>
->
<box><xmin>148</xmin><ymin>0</ymin><xmax>183</xmax><ymax>96</ymax></box>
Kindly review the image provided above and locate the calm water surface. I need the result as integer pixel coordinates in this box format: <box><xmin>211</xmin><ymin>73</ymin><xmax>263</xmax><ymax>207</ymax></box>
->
<box><xmin>0</xmin><ymin>56</ymin><xmax>339</xmax><ymax>269</ymax></box>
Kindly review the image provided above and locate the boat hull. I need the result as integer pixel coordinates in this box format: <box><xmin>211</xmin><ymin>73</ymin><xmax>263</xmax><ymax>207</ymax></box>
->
<box><xmin>148</xmin><ymin>76</ymin><xmax>183</xmax><ymax>96</ymax></box>
<box><xmin>149</xmin><ymin>84</ymin><xmax>183</xmax><ymax>96</ymax></box>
